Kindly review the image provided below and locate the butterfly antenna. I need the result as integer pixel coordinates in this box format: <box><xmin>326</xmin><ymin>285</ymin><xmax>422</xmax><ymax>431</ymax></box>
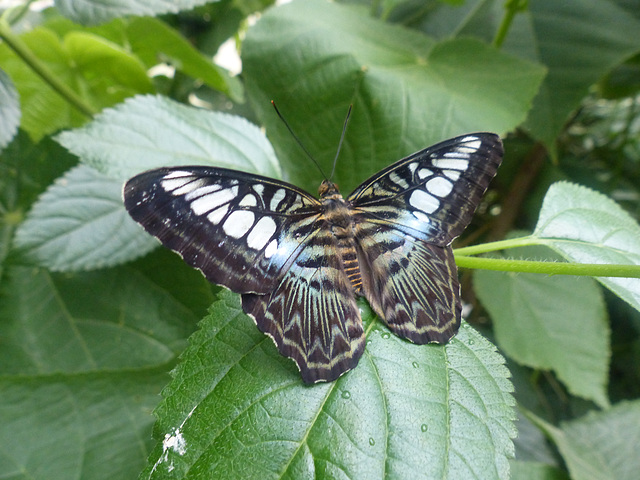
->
<box><xmin>271</xmin><ymin>101</ymin><xmax>329</xmax><ymax>180</ymax></box>
<box><xmin>329</xmin><ymin>104</ymin><xmax>352</xmax><ymax>181</ymax></box>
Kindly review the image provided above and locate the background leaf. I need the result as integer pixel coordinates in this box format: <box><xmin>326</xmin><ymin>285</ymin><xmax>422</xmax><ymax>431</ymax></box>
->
<box><xmin>0</xmin><ymin>68</ymin><xmax>20</xmax><ymax>150</ymax></box>
<box><xmin>0</xmin><ymin>26</ymin><xmax>153</xmax><ymax>141</ymax></box>
<box><xmin>474</xmin><ymin>248</ymin><xmax>610</xmax><ymax>407</ymax></box>
<box><xmin>141</xmin><ymin>290</ymin><xmax>515</xmax><ymax>480</ymax></box>
<box><xmin>242</xmin><ymin>0</ymin><xmax>545</xmax><ymax>193</ymax></box>
<box><xmin>526</xmin><ymin>401</ymin><xmax>640</xmax><ymax>480</ymax></box>
<box><xmin>56</xmin><ymin>95</ymin><xmax>280</xmax><ymax>181</ymax></box>
<box><xmin>533</xmin><ymin>182</ymin><xmax>640</xmax><ymax>311</ymax></box>
<box><xmin>54</xmin><ymin>0</ymin><xmax>212</xmax><ymax>25</ymax></box>
<box><xmin>507</xmin><ymin>0</ymin><xmax>640</xmax><ymax>151</ymax></box>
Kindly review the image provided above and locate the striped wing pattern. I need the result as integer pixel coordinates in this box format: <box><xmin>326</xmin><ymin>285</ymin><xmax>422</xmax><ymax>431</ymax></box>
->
<box><xmin>350</xmin><ymin>134</ymin><xmax>503</xmax><ymax>344</ymax></box>
<box><xmin>124</xmin><ymin>133</ymin><xmax>502</xmax><ymax>383</ymax></box>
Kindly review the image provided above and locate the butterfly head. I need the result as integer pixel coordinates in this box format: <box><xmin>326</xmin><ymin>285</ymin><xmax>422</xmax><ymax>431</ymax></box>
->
<box><xmin>318</xmin><ymin>179</ymin><xmax>341</xmax><ymax>199</ymax></box>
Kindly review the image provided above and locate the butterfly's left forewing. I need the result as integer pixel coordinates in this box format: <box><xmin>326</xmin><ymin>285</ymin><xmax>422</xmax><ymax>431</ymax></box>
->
<box><xmin>124</xmin><ymin>167</ymin><xmax>321</xmax><ymax>294</ymax></box>
<box><xmin>349</xmin><ymin>133</ymin><xmax>503</xmax><ymax>344</ymax></box>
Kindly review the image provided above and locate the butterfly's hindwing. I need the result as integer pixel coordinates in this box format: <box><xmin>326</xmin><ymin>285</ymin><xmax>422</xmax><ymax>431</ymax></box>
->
<box><xmin>355</xmin><ymin>225</ymin><xmax>460</xmax><ymax>343</ymax></box>
<box><xmin>242</xmin><ymin>228</ymin><xmax>366</xmax><ymax>383</ymax></box>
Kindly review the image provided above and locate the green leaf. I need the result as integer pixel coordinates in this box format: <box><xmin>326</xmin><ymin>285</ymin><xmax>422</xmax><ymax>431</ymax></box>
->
<box><xmin>533</xmin><ymin>182</ymin><xmax>640</xmax><ymax>313</ymax></box>
<box><xmin>141</xmin><ymin>290</ymin><xmax>516</xmax><ymax>479</ymax></box>
<box><xmin>510</xmin><ymin>461</ymin><xmax>569</xmax><ymax>480</ymax></box>
<box><xmin>0</xmin><ymin>68</ymin><xmax>20</xmax><ymax>150</ymax></box>
<box><xmin>242</xmin><ymin>0</ymin><xmax>545</xmax><ymax>193</ymax></box>
<box><xmin>124</xmin><ymin>17</ymin><xmax>243</xmax><ymax>103</ymax></box>
<box><xmin>526</xmin><ymin>401</ymin><xmax>640</xmax><ymax>480</ymax></box>
<box><xmin>0</xmin><ymin>26</ymin><xmax>153</xmax><ymax>141</ymax></box>
<box><xmin>0</xmin><ymin>371</ymin><xmax>166</xmax><ymax>480</ymax></box>
<box><xmin>0</xmin><ymin>265</ymin><xmax>201</xmax><ymax>374</ymax></box>
<box><xmin>13</xmin><ymin>164</ymin><xmax>157</xmax><ymax>271</ymax></box>
<box><xmin>56</xmin><ymin>95</ymin><xmax>280</xmax><ymax>181</ymax></box>
<box><xmin>44</xmin><ymin>16</ymin><xmax>243</xmax><ymax>102</ymax></box>
<box><xmin>0</xmin><ymin>258</ymin><xmax>211</xmax><ymax>479</ymax></box>
<box><xmin>54</xmin><ymin>0</ymin><xmax>212</xmax><ymax>25</ymax></box>
<box><xmin>474</xmin><ymin>248</ymin><xmax>610</xmax><ymax>408</ymax></box>
<box><xmin>504</xmin><ymin>0</ymin><xmax>640</xmax><ymax>149</ymax></box>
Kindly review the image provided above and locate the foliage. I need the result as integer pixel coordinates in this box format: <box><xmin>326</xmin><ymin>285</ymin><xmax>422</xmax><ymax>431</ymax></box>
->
<box><xmin>1</xmin><ymin>0</ymin><xmax>639</xmax><ymax>479</ymax></box>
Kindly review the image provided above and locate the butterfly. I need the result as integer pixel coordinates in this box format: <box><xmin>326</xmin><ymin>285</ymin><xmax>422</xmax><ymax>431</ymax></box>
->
<box><xmin>124</xmin><ymin>132</ymin><xmax>503</xmax><ymax>383</ymax></box>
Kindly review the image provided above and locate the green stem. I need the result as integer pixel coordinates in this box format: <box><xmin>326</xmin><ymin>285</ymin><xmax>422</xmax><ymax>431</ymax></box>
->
<box><xmin>0</xmin><ymin>18</ymin><xmax>97</xmax><ymax>118</ymax></box>
<box><xmin>493</xmin><ymin>0</ymin><xmax>529</xmax><ymax>49</ymax></box>
<box><xmin>455</xmin><ymin>255</ymin><xmax>640</xmax><ymax>278</ymax></box>
<box><xmin>455</xmin><ymin>235</ymin><xmax>540</xmax><ymax>256</ymax></box>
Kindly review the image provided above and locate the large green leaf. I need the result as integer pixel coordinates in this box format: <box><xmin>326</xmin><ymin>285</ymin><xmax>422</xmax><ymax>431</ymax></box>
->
<box><xmin>0</xmin><ymin>261</ymin><xmax>211</xmax><ymax>479</ymax></box>
<box><xmin>140</xmin><ymin>290</ymin><xmax>516</xmax><ymax>479</ymax></box>
<box><xmin>242</xmin><ymin>0</ymin><xmax>545</xmax><ymax>193</ymax></box>
<box><xmin>0</xmin><ymin>26</ymin><xmax>153</xmax><ymax>141</ymax></box>
<box><xmin>0</xmin><ymin>371</ymin><xmax>166</xmax><ymax>480</ymax></box>
<box><xmin>526</xmin><ymin>401</ymin><xmax>640</xmax><ymax>480</ymax></box>
<box><xmin>0</xmin><ymin>265</ymin><xmax>203</xmax><ymax>374</ymax></box>
<box><xmin>56</xmin><ymin>95</ymin><xmax>280</xmax><ymax>181</ymax></box>
<box><xmin>533</xmin><ymin>182</ymin><xmax>640</xmax><ymax>312</ymax></box>
<box><xmin>474</xmin><ymin>248</ymin><xmax>610</xmax><ymax>407</ymax></box>
<box><xmin>503</xmin><ymin>0</ymin><xmax>640</xmax><ymax>149</ymax></box>
<box><xmin>54</xmin><ymin>0</ymin><xmax>212</xmax><ymax>25</ymax></box>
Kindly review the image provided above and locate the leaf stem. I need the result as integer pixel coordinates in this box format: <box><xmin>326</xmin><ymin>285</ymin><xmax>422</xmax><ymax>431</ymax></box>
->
<box><xmin>493</xmin><ymin>0</ymin><xmax>529</xmax><ymax>49</ymax></box>
<box><xmin>455</xmin><ymin>235</ymin><xmax>540</xmax><ymax>255</ymax></box>
<box><xmin>455</xmin><ymin>254</ymin><xmax>640</xmax><ymax>278</ymax></box>
<box><xmin>0</xmin><ymin>18</ymin><xmax>97</xmax><ymax>118</ymax></box>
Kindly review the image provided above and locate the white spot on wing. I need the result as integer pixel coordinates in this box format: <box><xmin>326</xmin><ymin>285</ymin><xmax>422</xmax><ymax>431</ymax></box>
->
<box><xmin>413</xmin><ymin>210</ymin><xmax>431</xmax><ymax>223</ymax></box>
<box><xmin>161</xmin><ymin>172</ymin><xmax>195</xmax><ymax>193</ymax></box>
<box><xmin>246</xmin><ymin>216</ymin><xmax>277</xmax><ymax>250</ymax></box>
<box><xmin>223</xmin><ymin>210</ymin><xmax>255</xmax><ymax>238</ymax></box>
<box><xmin>431</xmin><ymin>158</ymin><xmax>469</xmax><ymax>170</ymax></box>
<box><xmin>270</xmin><ymin>188</ymin><xmax>286</xmax><ymax>210</ymax></box>
<box><xmin>239</xmin><ymin>194</ymin><xmax>257</xmax><ymax>207</ymax></box>
<box><xmin>264</xmin><ymin>239</ymin><xmax>278</xmax><ymax>258</ymax></box>
<box><xmin>190</xmin><ymin>187</ymin><xmax>237</xmax><ymax>216</ymax></box>
<box><xmin>184</xmin><ymin>184</ymin><xmax>222</xmax><ymax>201</ymax></box>
<box><xmin>461</xmin><ymin>136</ymin><xmax>482</xmax><ymax>149</ymax></box>
<box><xmin>426</xmin><ymin>177</ymin><xmax>454</xmax><ymax>197</ymax></box>
<box><xmin>410</xmin><ymin>189</ymin><xmax>440</xmax><ymax>214</ymax></box>
<box><xmin>389</xmin><ymin>172</ymin><xmax>409</xmax><ymax>189</ymax></box>
<box><xmin>207</xmin><ymin>204</ymin><xmax>228</xmax><ymax>224</ymax></box>
<box><xmin>443</xmin><ymin>170</ymin><xmax>461</xmax><ymax>181</ymax></box>
<box><xmin>417</xmin><ymin>168</ymin><xmax>433</xmax><ymax>180</ymax></box>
